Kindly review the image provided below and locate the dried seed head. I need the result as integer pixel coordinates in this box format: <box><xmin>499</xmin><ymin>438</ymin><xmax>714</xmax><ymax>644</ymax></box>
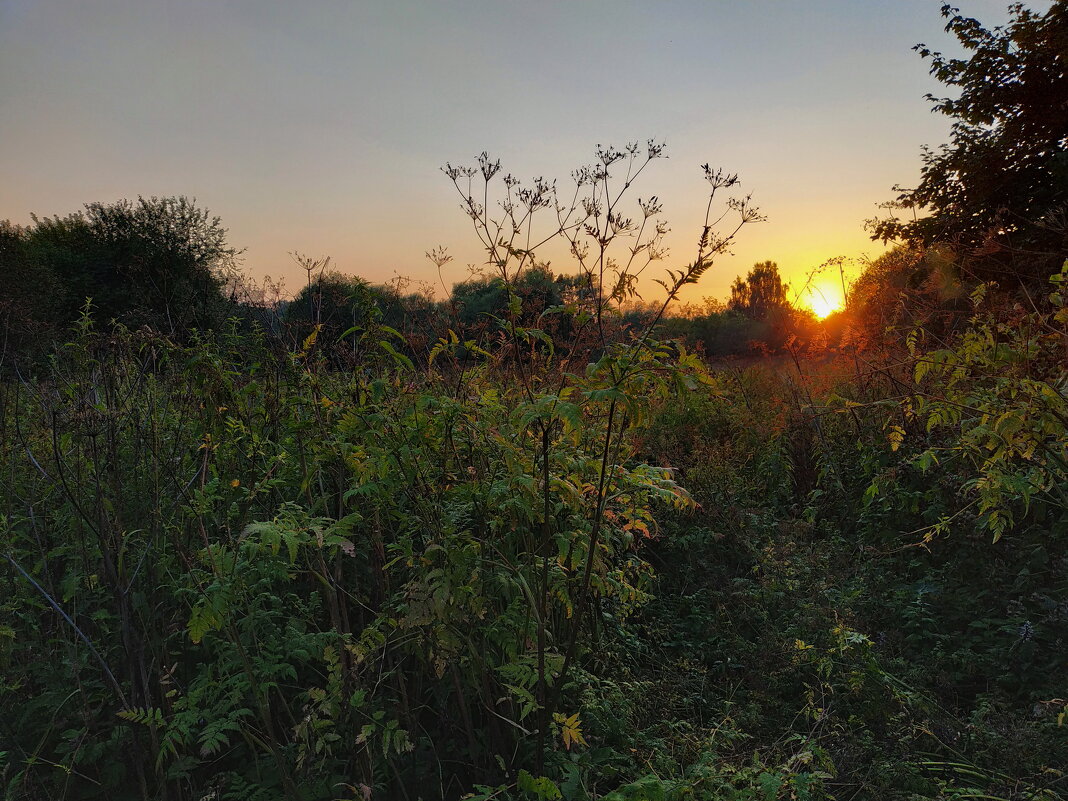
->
<box><xmin>702</xmin><ymin>164</ymin><xmax>740</xmax><ymax>190</ymax></box>
<box><xmin>478</xmin><ymin>152</ymin><xmax>501</xmax><ymax>182</ymax></box>
<box><xmin>639</xmin><ymin>196</ymin><xmax>663</xmax><ymax>218</ymax></box>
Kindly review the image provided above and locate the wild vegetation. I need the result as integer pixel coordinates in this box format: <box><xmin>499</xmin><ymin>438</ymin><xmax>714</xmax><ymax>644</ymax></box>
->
<box><xmin>1</xmin><ymin>3</ymin><xmax>1066</xmax><ymax>800</ymax></box>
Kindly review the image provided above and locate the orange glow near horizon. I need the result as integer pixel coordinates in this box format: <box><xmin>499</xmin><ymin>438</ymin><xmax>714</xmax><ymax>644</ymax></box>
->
<box><xmin>800</xmin><ymin>281</ymin><xmax>844</xmax><ymax>319</ymax></box>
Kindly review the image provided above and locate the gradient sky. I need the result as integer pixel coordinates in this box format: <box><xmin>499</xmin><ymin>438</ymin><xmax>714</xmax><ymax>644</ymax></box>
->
<box><xmin>0</xmin><ymin>0</ymin><xmax>1029</xmax><ymax>309</ymax></box>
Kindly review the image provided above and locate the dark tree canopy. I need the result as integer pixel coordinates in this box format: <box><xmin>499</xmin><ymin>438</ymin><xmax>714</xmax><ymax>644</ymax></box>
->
<box><xmin>450</xmin><ymin>265</ymin><xmax>579</xmax><ymax>327</ymax></box>
<box><xmin>0</xmin><ymin>221</ymin><xmax>65</xmax><ymax>356</ymax></box>
<box><xmin>286</xmin><ymin>271</ymin><xmax>380</xmax><ymax>331</ymax></box>
<box><xmin>728</xmin><ymin>261</ymin><xmax>791</xmax><ymax>319</ymax></box>
<box><xmin>77</xmin><ymin>196</ymin><xmax>238</xmax><ymax>330</ymax></box>
<box><xmin>2</xmin><ymin>196</ymin><xmax>238</xmax><ymax>345</ymax></box>
<box><xmin>872</xmin><ymin>2</ymin><xmax>1068</xmax><ymax>271</ymax></box>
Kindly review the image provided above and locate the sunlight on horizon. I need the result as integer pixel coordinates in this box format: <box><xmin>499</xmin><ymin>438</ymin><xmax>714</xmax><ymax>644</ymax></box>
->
<box><xmin>800</xmin><ymin>281</ymin><xmax>845</xmax><ymax>318</ymax></box>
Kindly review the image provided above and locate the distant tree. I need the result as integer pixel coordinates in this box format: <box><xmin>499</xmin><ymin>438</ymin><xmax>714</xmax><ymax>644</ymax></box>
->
<box><xmin>284</xmin><ymin>271</ymin><xmax>451</xmax><ymax>364</ymax></box>
<box><xmin>450</xmin><ymin>264</ymin><xmax>569</xmax><ymax>327</ymax></box>
<box><xmin>657</xmin><ymin>262</ymin><xmax>810</xmax><ymax>356</ymax></box>
<box><xmin>676</xmin><ymin>295</ymin><xmax>726</xmax><ymax>319</ymax></box>
<box><xmin>871</xmin><ymin>2</ymin><xmax>1068</xmax><ymax>274</ymax></box>
<box><xmin>21</xmin><ymin>213</ymin><xmax>101</xmax><ymax>320</ymax></box>
<box><xmin>83</xmin><ymin>196</ymin><xmax>238</xmax><ymax>330</ymax></box>
<box><xmin>23</xmin><ymin>196</ymin><xmax>238</xmax><ymax>336</ymax></box>
<box><xmin>287</xmin><ymin>271</ymin><xmax>378</xmax><ymax>330</ymax></box>
<box><xmin>728</xmin><ymin>261</ymin><xmax>791</xmax><ymax>319</ymax></box>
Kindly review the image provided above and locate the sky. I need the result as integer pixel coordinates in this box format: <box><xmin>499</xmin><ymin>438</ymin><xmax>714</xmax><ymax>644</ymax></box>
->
<box><xmin>0</xmin><ymin>0</ymin><xmax>1028</xmax><ymax>312</ymax></box>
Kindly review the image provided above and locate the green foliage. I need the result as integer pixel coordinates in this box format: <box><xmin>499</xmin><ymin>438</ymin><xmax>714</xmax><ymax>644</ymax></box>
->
<box><xmin>0</xmin><ymin>220</ymin><xmax>66</xmax><ymax>357</ymax></box>
<box><xmin>0</xmin><ymin>196</ymin><xmax>238</xmax><ymax>364</ymax></box>
<box><xmin>54</xmin><ymin>197</ymin><xmax>234</xmax><ymax>332</ymax></box>
<box><xmin>3</xmin><ymin>123</ymin><xmax>1068</xmax><ymax>801</ymax></box>
<box><xmin>450</xmin><ymin>265</ymin><xmax>578</xmax><ymax>328</ymax></box>
<box><xmin>8</xmin><ymin>270</ymin><xmax>1065</xmax><ymax>798</ymax></box>
<box><xmin>0</xmin><ymin>267</ymin><xmax>713</xmax><ymax>799</ymax></box>
<box><xmin>285</xmin><ymin>270</ymin><xmax>381</xmax><ymax>332</ymax></box>
<box><xmin>657</xmin><ymin>309</ymin><xmax>779</xmax><ymax>357</ymax></box>
<box><xmin>906</xmin><ymin>265</ymin><xmax>1068</xmax><ymax>541</ymax></box>
<box><xmin>0</xmin><ymin>142</ymin><xmax>773</xmax><ymax>799</ymax></box>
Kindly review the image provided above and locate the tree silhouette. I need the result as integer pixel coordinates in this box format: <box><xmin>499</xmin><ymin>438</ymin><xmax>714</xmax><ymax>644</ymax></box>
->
<box><xmin>14</xmin><ymin>196</ymin><xmax>238</xmax><ymax>337</ymax></box>
<box><xmin>872</xmin><ymin>1</ymin><xmax>1068</xmax><ymax>273</ymax></box>
<box><xmin>728</xmin><ymin>261</ymin><xmax>790</xmax><ymax>319</ymax></box>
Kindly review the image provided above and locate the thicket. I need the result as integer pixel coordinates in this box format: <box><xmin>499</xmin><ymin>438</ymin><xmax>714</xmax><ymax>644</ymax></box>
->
<box><xmin>3</xmin><ymin>253</ymin><xmax>1066</xmax><ymax>799</ymax></box>
<box><xmin>3</xmin><ymin>149</ymin><xmax>1066</xmax><ymax>800</ymax></box>
<box><xmin>0</xmin><ymin>198</ymin><xmax>239</xmax><ymax>359</ymax></box>
<box><xmin>3</xmin><ymin>3</ymin><xmax>1067</xmax><ymax>798</ymax></box>
<box><xmin>657</xmin><ymin>261</ymin><xmax>825</xmax><ymax>358</ymax></box>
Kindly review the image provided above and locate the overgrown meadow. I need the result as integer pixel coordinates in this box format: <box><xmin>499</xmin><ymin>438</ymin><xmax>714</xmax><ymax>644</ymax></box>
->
<box><xmin>2</xmin><ymin>5</ymin><xmax>1068</xmax><ymax>799</ymax></box>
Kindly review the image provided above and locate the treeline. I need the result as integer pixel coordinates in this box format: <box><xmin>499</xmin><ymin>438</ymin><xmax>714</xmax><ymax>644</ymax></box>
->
<box><xmin>659</xmin><ymin>261</ymin><xmax>829</xmax><ymax>357</ymax></box>
<box><xmin>1</xmin><ymin>199</ymin><xmax>834</xmax><ymax>369</ymax></box>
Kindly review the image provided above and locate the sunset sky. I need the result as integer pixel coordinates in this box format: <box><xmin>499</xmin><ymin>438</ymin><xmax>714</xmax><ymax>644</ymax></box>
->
<box><xmin>0</xmin><ymin>0</ymin><xmax>1028</xmax><ymax>312</ymax></box>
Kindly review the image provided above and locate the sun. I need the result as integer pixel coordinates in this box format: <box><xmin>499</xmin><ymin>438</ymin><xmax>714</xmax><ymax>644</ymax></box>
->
<box><xmin>808</xmin><ymin>295</ymin><xmax>841</xmax><ymax>319</ymax></box>
<box><xmin>801</xmin><ymin>283</ymin><xmax>843</xmax><ymax>319</ymax></box>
